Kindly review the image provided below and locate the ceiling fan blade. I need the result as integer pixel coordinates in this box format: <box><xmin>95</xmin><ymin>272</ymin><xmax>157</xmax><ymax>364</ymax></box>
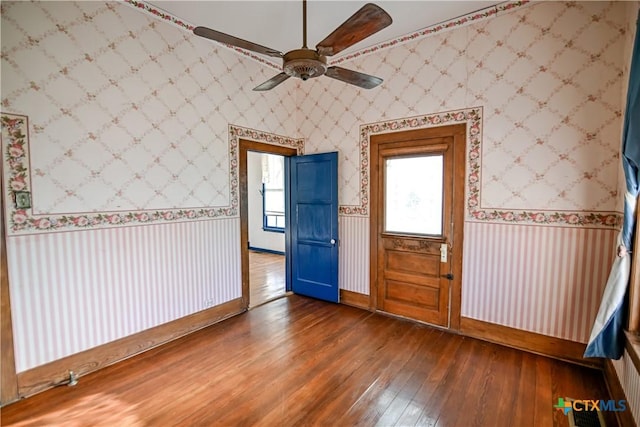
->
<box><xmin>193</xmin><ymin>26</ymin><xmax>283</xmax><ymax>58</ymax></box>
<box><xmin>325</xmin><ymin>67</ymin><xmax>383</xmax><ymax>89</ymax></box>
<box><xmin>253</xmin><ymin>72</ymin><xmax>291</xmax><ymax>91</ymax></box>
<box><xmin>316</xmin><ymin>3</ymin><xmax>392</xmax><ymax>57</ymax></box>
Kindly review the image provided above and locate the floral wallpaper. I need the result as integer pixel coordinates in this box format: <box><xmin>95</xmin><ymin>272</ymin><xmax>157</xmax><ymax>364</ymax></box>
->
<box><xmin>121</xmin><ymin>0</ymin><xmax>282</xmax><ymax>71</ymax></box>
<box><xmin>1</xmin><ymin>114</ymin><xmax>302</xmax><ymax>234</ymax></box>
<box><xmin>299</xmin><ymin>1</ymin><xmax>626</xmax><ymax>228</ymax></box>
<box><xmin>1</xmin><ymin>1</ymin><xmax>299</xmax><ymax>234</ymax></box>
<box><xmin>329</xmin><ymin>1</ymin><xmax>530</xmax><ymax>66</ymax></box>
<box><xmin>341</xmin><ymin>107</ymin><xmax>620</xmax><ymax>227</ymax></box>
<box><xmin>1</xmin><ymin>0</ymin><xmax>628</xmax><ymax>234</ymax></box>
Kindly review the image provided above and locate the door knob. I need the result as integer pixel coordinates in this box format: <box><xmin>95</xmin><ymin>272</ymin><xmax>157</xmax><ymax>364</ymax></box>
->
<box><xmin>330</xmin><ymin>239</ymin><xmax>336</xmax><ymax>245</ymax></box>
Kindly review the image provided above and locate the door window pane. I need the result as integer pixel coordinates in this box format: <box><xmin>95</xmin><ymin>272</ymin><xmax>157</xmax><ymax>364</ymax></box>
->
<box><xmin>385</xmin><ymin>155</ymin><xmax>443</xmax><ymax>235</ymax></box>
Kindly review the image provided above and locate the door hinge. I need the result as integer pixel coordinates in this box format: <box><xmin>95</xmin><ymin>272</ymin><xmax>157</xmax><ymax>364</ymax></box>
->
<box><xmin>443</xmin><ymin>273</ymin><xmax>454</xmax><ymax>280</ymax></box>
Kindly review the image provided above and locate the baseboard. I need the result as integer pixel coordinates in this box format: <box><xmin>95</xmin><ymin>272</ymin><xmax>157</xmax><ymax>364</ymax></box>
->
<box><xmin>460</xmin><ymin>317</ymin><xmax>602</xmax><ymax>369</ymax></box>
<box><xmin>16</xmin><ymin>298</ymin><xmax>245</xmax><ymax>398</ymax></box>
<box><xmin>248</xmin><ymin>246</ymin><xmax>285</xmax><ymax>256</ymax></box>
<box><xmin>340</xmin><ymin>290</ymin><xmax>370</xmax><ymax>310</ymax></box>
<box><xmin>603</xmin><ymin>359</ymin><xmax>637</xmax><ymax>427</ymax></box>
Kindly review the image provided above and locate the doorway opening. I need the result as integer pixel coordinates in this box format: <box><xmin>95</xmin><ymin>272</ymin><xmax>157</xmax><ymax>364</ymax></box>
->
<box><xmin>239</xmin><ymin>140</ymin><xmax>297</xmax><ymax>309</ymax></box>
<box><xmin>369</xmin><ymin>124</ymin><xmax>466</xmax><ymax>329</ymax></box>
<box><xmin>247</xmin><ymin>151</ymin><xmax>286</xmax><ymax>307</ymax></box>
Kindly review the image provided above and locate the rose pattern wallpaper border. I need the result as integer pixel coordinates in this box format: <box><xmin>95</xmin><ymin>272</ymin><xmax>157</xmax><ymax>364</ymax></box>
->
<box><xmin>329</xmin><ymin>1</ymin><xmax>531</xmax><ymax>66</ymax></box>
<box><xmin>342</xmin><ymin>107</ymin><xmax>621</xmax><ymax>228</ymax></box>
<box><xmin>1</xmin><ymin>113</ymin><xmax>303</xmax><ymax>235</ymax></box>
<box><xmin>124</xmin><ymin>0</ymin><xmax>531</xmax><ymax>70</ymax></box>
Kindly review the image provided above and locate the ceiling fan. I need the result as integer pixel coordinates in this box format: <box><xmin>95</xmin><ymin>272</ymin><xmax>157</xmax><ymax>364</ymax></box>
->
<box><xmin>193</xmin><ymin>1</ymin><xmax>392</xmax><ymax>91</ymax></box>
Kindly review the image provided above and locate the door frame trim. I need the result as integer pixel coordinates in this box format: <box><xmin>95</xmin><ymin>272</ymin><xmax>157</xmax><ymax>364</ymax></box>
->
<box><xmin>239</xmin><ymin>139</ymin><xmax>297</xmax><ymax>309</ymax></box>
<box><xmin>369</xmin><ymin>124</ymin><xmax>467</xmax><ymax>330</ymax></box>
<box><xmin>1</xmin><ymin>164</ymin><xmax>19</xmax><ymax>405</ymax></box>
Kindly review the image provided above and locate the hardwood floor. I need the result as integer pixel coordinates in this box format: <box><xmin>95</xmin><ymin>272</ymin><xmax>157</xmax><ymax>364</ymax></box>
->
<box><xmin>1</xmin><ymin>295</ymin><xmax>616</xmax><ymax>427</ymax></box>
<box><xmin>249</xmin><ymin>250</ymin><xmax>285</xmax><ymax>308</ymax></box>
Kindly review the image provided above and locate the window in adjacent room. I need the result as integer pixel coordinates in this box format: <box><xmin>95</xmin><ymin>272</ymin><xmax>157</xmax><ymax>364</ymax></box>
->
<box><xmin>262</xmin><ymin>154</ymin><xmax>285</xmax><ymax>233</ymax></box>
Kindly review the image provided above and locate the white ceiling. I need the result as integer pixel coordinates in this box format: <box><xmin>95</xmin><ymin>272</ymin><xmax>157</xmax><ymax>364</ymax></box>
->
<box><xmin>148</xmin><ymin>1</ymin><xmax>502</xmax><ymax>60</ymax></box>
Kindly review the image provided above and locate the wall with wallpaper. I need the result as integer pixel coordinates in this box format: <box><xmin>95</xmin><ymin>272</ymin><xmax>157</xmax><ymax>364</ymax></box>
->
<box><xmin>297</xmin><ymin>0</ymin><xmax>628</xmax><ymax>343</ymax></box>
<box><xmin>0</xmin><ymin>0</ymin><xmax>635</xmax><ymax>376</ymax></box>
<box><xmin>1</xmin><ymin>1</ymin><xmax>299</xmax><ymax>372</ymax></box>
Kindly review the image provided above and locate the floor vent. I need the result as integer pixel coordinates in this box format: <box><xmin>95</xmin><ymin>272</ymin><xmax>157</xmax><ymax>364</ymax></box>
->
<box><xmin>567</xmin><ymin>399</ymin><xmax>606</xmax><ymax>427</ymax></box>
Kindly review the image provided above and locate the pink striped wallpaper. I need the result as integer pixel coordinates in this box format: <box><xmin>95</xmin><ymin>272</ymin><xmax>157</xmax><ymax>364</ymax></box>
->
<box><xmin>6</xmin><ymin>218</ymin><xmax>240</xmax><ymax>373</ymax></box>
<box><xmin>339</xmin><ymin>216</ymin><xmax>370</xmax><ymax>296</ymax></box>
<box><xmin>461</xmin><ymin>222</ymin><xmax>617</xmax><ymax>343</ymax></box>
<box><xmin>336</xmin><ymin>219</ymin><xmax>618</xmax><ymax>344</ymax></box>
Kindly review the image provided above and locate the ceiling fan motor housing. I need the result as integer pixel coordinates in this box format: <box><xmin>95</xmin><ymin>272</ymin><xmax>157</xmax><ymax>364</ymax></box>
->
<box><xmin>283</xmin><ymin>49</ymin><xmax>327</xmax><ymax>81</ymax></box>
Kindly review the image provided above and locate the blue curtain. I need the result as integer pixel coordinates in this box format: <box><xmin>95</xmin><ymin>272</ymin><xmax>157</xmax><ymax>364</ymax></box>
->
<box><xmin>585</xmin><ymin>10</ymin><xmax>640</xmax><ymax>359</ymax></box>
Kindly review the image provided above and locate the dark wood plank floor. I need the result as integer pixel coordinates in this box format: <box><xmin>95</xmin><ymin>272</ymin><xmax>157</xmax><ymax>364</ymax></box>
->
<box><xmin>249</xmin><ymin>250</ymin><xmax>285</xmax><ymax>308</ymax></box>
<box><xmin>1</xmin><ymin>296</ymin><xmax>615</xmax><ymax>427</ymax></box>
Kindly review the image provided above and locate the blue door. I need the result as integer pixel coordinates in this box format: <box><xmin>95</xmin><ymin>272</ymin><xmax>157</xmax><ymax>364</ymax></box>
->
<box><xmin>287</xmin><ymin>152</ymin><xmax>339</xmax><ymax>303</ymax></box>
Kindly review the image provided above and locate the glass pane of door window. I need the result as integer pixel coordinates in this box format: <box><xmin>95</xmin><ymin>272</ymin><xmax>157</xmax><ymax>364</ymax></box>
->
<box><xmin>385</xmin><ymin>155</ymin><xmax>443</xmax><ymax>236</ymax></box>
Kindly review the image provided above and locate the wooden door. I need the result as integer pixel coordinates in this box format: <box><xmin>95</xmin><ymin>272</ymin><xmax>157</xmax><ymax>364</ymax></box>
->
<box><xmin>370</xmin><ymin>125</ymin><xmax>465</xmax><ymax>328</ymax></box>
<box><xmin>289</xmin><ymin>152</ymin><xmax>339</xmax><ymax>303</ymax></box>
